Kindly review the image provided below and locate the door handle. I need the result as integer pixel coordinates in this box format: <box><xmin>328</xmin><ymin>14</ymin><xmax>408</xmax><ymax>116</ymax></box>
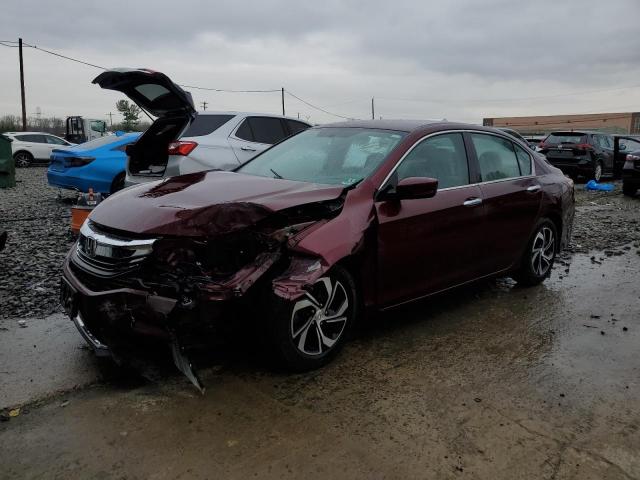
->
<box><xmin>463</xmin><ymin>197</ymin><xmax>482</xmax><ymax>207</ymax></box>
<box><xmin>240</xmin><ymin>146</ymin><xmax>256</xmax><ymax>152</ymax></box>
<box><xmin>526</xmin><ymin>185</ymin><xmax>541</xmax><ymax>193</ymax></box>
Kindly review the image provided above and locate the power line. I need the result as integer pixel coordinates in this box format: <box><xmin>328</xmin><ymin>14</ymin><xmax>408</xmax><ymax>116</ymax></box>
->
<box><xmin>179</xmin><ymin>84</ymin><xmax>279</xmax><ymax>93</ymax></box>
<box><xmin>285</xmin><ymin>90</ymin><xmax>359</xmax><ymax>120</ymax></box>
<box><xmin>26</xmin><ymin>43</ymin><xmax>107</xmax><ymax>70</ymax></box>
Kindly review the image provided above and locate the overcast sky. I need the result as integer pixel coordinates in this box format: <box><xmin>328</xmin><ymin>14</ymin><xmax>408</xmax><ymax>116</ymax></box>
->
<box><xmin>1</xmin><ymin>0</ymin><xmax>639</xmax><ymax>125</ymax></box>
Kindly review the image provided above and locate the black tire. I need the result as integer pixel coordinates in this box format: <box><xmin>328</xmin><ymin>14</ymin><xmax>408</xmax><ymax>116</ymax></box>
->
<box><xmin>13</xmin><ymin>151</ymin><xmax>33</xmax><ymax>168</ymax></box>
<box><xmin>265</xmin><ymin>265</ymin><xmax>357</xmax><ymax>371</ymax></box>
<box><xmin>110</xmin><ymin>173</ymin><xmax>126</xmax><ymax>194</ymax></box>
<box><xmin>592</xmin><ymin>160</ymin><xmax>603</xmax><ymax>182</ymax></box>
<box><xmin>512</xmin><ymin>219</ymin><xmax>557</xmax><ymax>286</ymax></box>
<box><xmin>623</xmin><ymin>182</ymin><xmax>637</xmax><ymax>197</ymax></box>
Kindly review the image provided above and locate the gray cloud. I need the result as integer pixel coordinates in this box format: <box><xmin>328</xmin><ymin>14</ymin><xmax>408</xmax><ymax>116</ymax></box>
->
<box><xmin>1</xmin><ymin>0</ymin><xmax>639</xmax><ymax>123</ymax></box>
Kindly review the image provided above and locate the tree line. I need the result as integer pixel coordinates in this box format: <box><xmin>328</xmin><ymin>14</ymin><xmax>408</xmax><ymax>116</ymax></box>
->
<box><xmin>0</xmin><ymin>100</ymin><xmax>150</xmax><ymax>135</ymax></box>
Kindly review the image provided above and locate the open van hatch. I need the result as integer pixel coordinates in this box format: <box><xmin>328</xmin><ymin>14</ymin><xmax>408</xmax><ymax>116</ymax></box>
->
<box><xmin>92</xmin><ymin>69</ymin><xmax>196</xmax><ymax>177</ymax></box>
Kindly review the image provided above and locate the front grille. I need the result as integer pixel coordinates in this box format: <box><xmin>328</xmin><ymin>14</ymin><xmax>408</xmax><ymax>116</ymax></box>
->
<box><xmin>71</xmin><ymin>221</ymin><xmax>157</xmax><ymax>279</ymax></box>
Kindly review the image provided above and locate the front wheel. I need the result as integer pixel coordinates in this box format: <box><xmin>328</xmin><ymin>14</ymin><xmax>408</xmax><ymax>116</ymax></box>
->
<box><xmin>265</xmin><ymin>265</ymin><xmax>357</xmax><ymax>371</ymax></box>
<box><xmin>513</xmin><ymin>219</ymin><xmax>557</xmax><ymax>286</ymax></box>
<box><xmin>13</xmin><ymin>151</ymin><xmax>33</xmax><ymax>168</ymax></box>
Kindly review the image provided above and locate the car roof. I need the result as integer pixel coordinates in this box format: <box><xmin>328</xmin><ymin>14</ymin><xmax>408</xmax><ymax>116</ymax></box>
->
<box><xmin>4</xmin><ymin>131</ymin><xmax>59</xmax><ymax>135</ymax></box>
<box><xmin>317</xmin><ymin>119</ymin><xmax>449</xmax><ymax>132</ymax></box>
<box><xmin>547</xmin><ymin>130</ymin><xmax>608</xmax><ymax>135</ymax></box>
<box><xmin>197</xmin><ymin>111</ymin><xmax>311</xmax><ymax>123</ymax></box>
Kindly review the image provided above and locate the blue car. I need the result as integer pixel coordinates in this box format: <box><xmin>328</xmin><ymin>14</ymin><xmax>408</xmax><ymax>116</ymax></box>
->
<box><xmin>47</xmin><ymin>132</ymin><xmax>141</xmax><ymax>194</ymax></box>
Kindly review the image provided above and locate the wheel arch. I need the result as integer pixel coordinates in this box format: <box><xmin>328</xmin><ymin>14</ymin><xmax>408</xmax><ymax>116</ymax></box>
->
<box><xmin>13</xmin><ymin>149</ymin><xmax>33</xmax><ymax>158</ymax></box>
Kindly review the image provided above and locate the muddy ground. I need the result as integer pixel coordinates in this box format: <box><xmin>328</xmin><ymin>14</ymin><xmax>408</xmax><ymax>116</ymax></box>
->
<box><xmin>1</xmin><ymin>169</ymin><xmax>639</xmax><ymax>479</ymax></box>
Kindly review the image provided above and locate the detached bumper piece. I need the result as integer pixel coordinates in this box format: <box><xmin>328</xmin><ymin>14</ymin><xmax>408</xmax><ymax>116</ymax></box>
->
<box><xmin>73</xmin><ymin>313</ymin><xmax>111</xmax><ymax>357</ymax></box>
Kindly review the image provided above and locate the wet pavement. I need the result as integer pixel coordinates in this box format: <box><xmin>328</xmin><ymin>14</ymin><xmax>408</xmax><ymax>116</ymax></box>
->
<box><xmin>1</xmin><ymin>177</ymin><xmax>639</xmax><ymax>478</ymax></box>
<box><xmin>1</xmin><ymin>244</ymin><xmax>639</xmax><ymax>479</ymax></box>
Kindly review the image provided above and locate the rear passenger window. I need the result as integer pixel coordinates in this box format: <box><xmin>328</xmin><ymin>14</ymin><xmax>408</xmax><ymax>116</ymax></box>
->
<box><xmin>248</xmin><ymin>117</ymin><xmax>287</xmax><ymax>144</ymax></box>
<box><xmin>16</xmin><ymin>134</ymin><xmax>46</xmax><ymax>143</ymax></box>
<box><xmin>396</xmin><ymin>133</ymin><xmax>469</xmax><ymax>189</ymax></box>
<box><xmin>471</xmin><ymin>134</ymin><xmax>521</xmax><ymax>181</ymax></box>
<box><xmin>235</xmin><ymin>120</ymin><xmax>254</xmax><ymax>142</ymax></box>
<box><xmin>182</xmin><ymin>114</ymin><xmax>234</xmax><ymax>137</ymax></box>
<box><xmin>286</xmin><ymin>120</ymin><xmax>309</xmax><ymax>135</ymax></box>
<box><xmin>514</xmin><ymin>144</ymin><xmax>532</xmax><ymax>175</ymax></box>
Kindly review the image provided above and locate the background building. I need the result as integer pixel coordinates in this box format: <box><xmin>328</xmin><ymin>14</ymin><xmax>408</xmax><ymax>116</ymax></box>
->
<box><xmin>483</xmin><ymin>112</ymin><xmax>640</xmax><ymax>135</ymax></box>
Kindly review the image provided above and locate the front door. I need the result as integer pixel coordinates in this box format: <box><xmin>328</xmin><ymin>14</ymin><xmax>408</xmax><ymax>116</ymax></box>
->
<box><xmin>375</xmin><ymin>132</ymin><xmax>486</xmax><ymax>307</ymax></box>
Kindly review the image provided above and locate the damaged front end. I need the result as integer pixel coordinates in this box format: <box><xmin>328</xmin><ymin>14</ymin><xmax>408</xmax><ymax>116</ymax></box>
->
<box><xmin>61</xmin><ymin>196</ymin><xmax>345</xmax><ymax>391</ymax></box>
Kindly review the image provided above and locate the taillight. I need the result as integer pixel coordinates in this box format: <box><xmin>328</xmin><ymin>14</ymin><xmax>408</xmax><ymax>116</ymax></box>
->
<box><xmin>65</xmin><ymin>156</ymin><xmax>95</xmax><ymax>167</ymax></box>
<box><xmin>168</xmin><ymin>141</ymin><xmax>198</xmax><ymax>156</ymax></box>
<box><xmin>575</xmin><ymin>143</ymin><xmax>593</xmax><ymax>151</ymax></box>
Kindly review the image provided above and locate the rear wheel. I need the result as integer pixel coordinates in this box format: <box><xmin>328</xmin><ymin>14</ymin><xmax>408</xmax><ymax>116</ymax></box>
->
<box><xmin>513</xmin><ymin>219</ymin><xmax>557</xmax><ymax>286</ymax></box>
<box><xmin>13</xmin><ymin>151</ymin><xmax>33</xmax><ymax>168</ymax></box>
<box><xmin>265</xmin><ymin>265</ymin><xmax>357</xmax><ymax>371</ymax></box>
<box><xmin>623</xmin><ymin>182</ymin><xmax>637</xmax><ymax>197</ymax></box>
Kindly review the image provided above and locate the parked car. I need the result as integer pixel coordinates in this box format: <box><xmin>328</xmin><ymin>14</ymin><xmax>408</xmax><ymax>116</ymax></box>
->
<box><xmin>61</xmin><ymin>119</ymin><xmax>574</xmax><ymax>386</ymax></box>
<box><xmin>537</xmin><ymin>131</ymin><xmax>615</xmax><ymax>181</ymax></box>
<box><xmin>525</xmin><ymin>135</ymin><xmax>546</xmax><ymax>150</ymax></box>
<box><xmin>612</xmin><ymin>134</ymin><xmax>640</xmax><ymax>179</ymax></box>
<box><xmin>614</xmin><ymin>135</ymin><xmax>640</xmax><ymax>196</ymax></box>
<box><xmin>3</xmin><ymin>131</ymin><xmax>74</xmax><ymax>167</ymax></box>
<box><xmin>47</xmin><ymin>132</ymin><xmax>142</xmax><ymax>194</ymax></box>
<box><xmin>90</xmin><ymin>69</ymin><xmax>311</xmax><ymax>186</ymax></box>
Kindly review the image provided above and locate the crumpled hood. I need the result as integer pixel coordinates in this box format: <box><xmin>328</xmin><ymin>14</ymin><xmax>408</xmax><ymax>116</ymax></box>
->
<box><xmin>89</xmin><ymin>171</ymin><xmax>345</xmax><ymax>237</ymax></box>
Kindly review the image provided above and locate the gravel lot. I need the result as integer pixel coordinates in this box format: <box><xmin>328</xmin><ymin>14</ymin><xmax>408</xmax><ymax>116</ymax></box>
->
<box><xmin>1</xmin><ymin>167</ymin><xmax>638</xmax><ymax>321</ymax></box>
<box><xmin>0</xmin><ymin>167</ymin><xmax>76</xmax><ymax>320</ymax></box>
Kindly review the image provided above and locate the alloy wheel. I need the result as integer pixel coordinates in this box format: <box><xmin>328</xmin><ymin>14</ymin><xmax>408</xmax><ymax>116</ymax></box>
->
<box><xmin>531</xmin><ymin>226</ymin><xmax>555</xmax><ymax>276</ymax></box>
<box><xmin>14</xmin><ymin>153</ymin><xmax>31</xmax><ymax>168</ymax></box>
<box><xmin>290</xmin><ymin>277</ymin><xmax>350</xmax><ymax>356</ymax></box>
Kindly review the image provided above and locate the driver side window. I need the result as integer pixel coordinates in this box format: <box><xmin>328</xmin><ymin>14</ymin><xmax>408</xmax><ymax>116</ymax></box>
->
<box><xmin>396</xmin><ymin>133</ymin><xmax>470</xmax><ymax>189</ymax></box>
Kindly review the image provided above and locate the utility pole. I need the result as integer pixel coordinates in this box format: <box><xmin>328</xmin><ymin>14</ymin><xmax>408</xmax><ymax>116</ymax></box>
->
<box><xmin>371</xmin><ymin>97</ymin><xmax>375</xmax><ymax>120</ymax></box>
<box><xmin>106</xmin><ymin>112</ymin><xmax>113</xmax><ymax>127</ymax></box>
<box><xmin>281</xmin><ymin>88</ymin><xmax>285</xmax><ymax>116</ymax></box>
<box><xmin>200</xmin><ymin>101</ymin><xmax>208</xmax><ymax>111</ymax></box>
<box><xmin>18</xmin><ymin>38</ymin><xmax>27</xmax><ymax>132</ymax></box>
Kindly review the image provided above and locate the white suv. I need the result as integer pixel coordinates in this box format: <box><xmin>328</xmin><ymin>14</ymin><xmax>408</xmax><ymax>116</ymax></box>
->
<box><xmin>90</xmin><ymin>69</ymin><xmax>311</xmax><ymax>185</ymax></box>
<box><xmin>127</xmin><ymin>112</ymin><xmax>310</xmax><ymax>185</ymax></box>
<box><xmin>4</xmin><ymin>132</ymin><xmax>74</xmax><ymax>167</ymax></box>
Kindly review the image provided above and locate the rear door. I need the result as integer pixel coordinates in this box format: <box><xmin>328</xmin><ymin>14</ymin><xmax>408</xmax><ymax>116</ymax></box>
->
<box><xmin>45</xmin><ymin>135</ymin><xmax>69</xmax><ymax>157</ymax></box>
<box><xmin>594</xmin><ymin>134</ymin><xmax>615</xmax><ymax>173</ymax></box>
<box><xmin>376</xmin><ymin>132</ymin><xmax>486</xmax><ymax>306</ymax></box>
<box><xmin>228</xmin><ymin>116</ymin><xmax>289</xmax><ymax>164</ymax></box>
<box><xmin>468</xmin><ymin>132</ymin><xmax>541</xmax><ymax>274</ymax></box>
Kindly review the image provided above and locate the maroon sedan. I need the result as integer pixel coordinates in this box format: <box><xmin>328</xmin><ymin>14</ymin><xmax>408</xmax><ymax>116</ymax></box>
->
<box><xmin>61</xmin><ymin>118</ymin><xmax>574</xmax><ymax>385</ymax></box>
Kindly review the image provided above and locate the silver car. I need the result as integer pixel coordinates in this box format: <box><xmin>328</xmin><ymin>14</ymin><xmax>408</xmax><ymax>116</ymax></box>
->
<box><xmin>91</xmin><ymin>69</ymin><xmax>311</xmax><ymax>185</ymax></box>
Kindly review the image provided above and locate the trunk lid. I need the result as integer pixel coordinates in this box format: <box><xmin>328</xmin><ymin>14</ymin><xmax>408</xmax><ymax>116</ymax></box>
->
<box><xmin>92</xmin><ymin>69</ymin><xmax>195</xmax><ymax>118</ymax></box>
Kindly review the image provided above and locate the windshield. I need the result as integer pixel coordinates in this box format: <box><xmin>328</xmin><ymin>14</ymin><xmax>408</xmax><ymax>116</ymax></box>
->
<box><xmin>237</xmin><ymin>127</ymin><xmax>406</xmax><ymax>186</ymax></box>
<box><xmin>545</xmin><ymin>133</ymin><xmax>587</xmax><ymax>145</ymax></box>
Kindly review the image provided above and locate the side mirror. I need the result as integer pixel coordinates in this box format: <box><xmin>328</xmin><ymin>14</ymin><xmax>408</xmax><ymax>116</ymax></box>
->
<box><xmin>619</xmin><ymin>144</ymin><xmax>626</xmax><ymax>151</ymax></box>
<box><xmin>381</xmin><ymin>177</ymin><xmax>438</xmax><ymax>201</ymax></box>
